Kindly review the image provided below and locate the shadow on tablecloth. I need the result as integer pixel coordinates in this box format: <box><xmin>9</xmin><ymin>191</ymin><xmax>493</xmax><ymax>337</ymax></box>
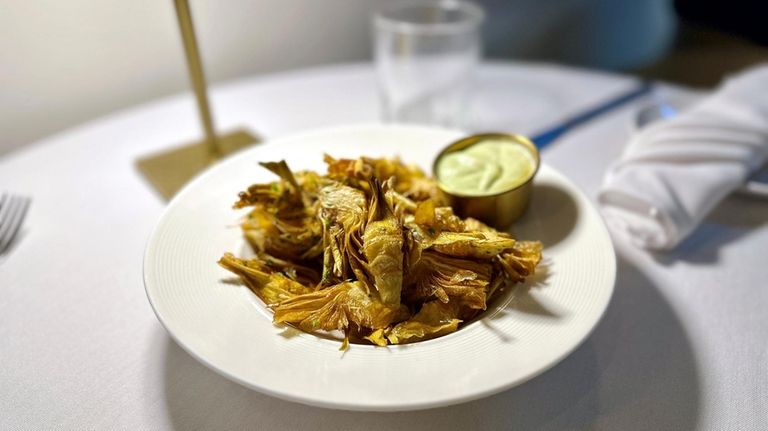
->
<box><xmin>159</xmin><ymin>257</ymin><xmax>701</xmax><ymax>431</ymax></box>
<box><xmin>654</xmin><ymin>193</ymin><xmax>768</xmax><ymax>265</ymax></box>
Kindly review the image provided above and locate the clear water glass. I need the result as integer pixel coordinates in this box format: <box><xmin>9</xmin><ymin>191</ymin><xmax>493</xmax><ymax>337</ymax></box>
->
<box><xmin>374</xmin><ymin>0</ymin><xmax>484</xmax><ymax>129</ymax></box>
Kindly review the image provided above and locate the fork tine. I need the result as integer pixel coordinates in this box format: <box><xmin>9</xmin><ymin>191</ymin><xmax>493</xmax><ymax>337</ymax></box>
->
<box><xmin>0</xmin><ymin>195</ymin><xmax>22</xmax><ymax>238</ymax></box>
<box><xmin>0</xmin><ymin>194</ymin><xmax>14</xmax><ymax>238</ymax></box>
<box><xmin>0</xmin><ymin>193</ymin><xmax>10</xmax><ymax>221</ymax></box>
<box><xmin>0</xmin><ymin>195</ymin><xmax>29</xmax><ymax>250</ymax></box>
<box><xmin>0</xmin><ymin>195</ymin><xmax>31</xmax><ymax>254</ymax></box>
<box><xmin>2</xmin><ymin>196</ymin><xmax>28</xmax><ymax>232</ymax></box>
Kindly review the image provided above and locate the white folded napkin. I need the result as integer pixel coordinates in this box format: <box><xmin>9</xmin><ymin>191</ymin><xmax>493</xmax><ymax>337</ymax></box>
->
<box><xmin>598</xmin><ymin>64</ymin><xmax>768</xmax><ymax>250</ymax></box>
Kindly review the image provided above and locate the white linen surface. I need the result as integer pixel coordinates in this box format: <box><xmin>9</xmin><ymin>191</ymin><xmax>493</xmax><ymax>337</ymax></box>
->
<box><xmin>3</xmin><ymin>63</ymin><xmax>768</xmax><ymax>430</ymax></box>
<box><xmin>599</xmin><ymin>64</ymin><xmax>768</xmax><ymax>250</ymax></box>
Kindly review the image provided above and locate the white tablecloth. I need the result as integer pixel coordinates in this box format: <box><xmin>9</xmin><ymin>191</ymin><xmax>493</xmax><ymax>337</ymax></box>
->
<box><xmin>1</xmin><ymin>62</ymin><xmax>766</xmax><ymax>430</ymax></box>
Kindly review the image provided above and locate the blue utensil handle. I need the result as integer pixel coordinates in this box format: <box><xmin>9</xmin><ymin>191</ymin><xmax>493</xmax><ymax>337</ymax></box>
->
<box><xmin>532</xmin><ymin>82</ymin><xmax>653</xmax><ymax>149</ymax></box>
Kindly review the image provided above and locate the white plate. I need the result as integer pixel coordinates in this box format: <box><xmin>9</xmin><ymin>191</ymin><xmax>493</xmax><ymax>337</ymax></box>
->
<box><xmin>144</xmin><ymin>124</ymin><xmax>615</xmax><ymax>411</ymax></box>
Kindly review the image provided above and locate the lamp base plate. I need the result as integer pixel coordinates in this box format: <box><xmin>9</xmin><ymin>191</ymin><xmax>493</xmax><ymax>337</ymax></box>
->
<box><xmin>136</xmin><ymin>129</ymin><xmax>259</xmax><ymax>200</ymax></box>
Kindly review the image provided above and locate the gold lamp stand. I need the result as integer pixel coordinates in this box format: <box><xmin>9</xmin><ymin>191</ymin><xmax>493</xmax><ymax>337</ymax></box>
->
<box><xmin>137</xmin><ymin>0</ymin><xmax>259</xmax><ymax>199</ymax></box>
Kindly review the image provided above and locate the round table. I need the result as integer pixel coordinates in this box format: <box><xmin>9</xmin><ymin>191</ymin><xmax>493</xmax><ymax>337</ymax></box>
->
<box><xmin>1</xmin><ymin>62</ymin><xmax>766</xmax><ymax>430</ymax></box>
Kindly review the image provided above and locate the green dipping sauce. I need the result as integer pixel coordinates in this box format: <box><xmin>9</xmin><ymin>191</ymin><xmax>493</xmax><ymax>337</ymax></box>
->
<box><xmin>436</xmin><ymin>139</ymin><xmax>536</xmax><ymax>195</ymax></box>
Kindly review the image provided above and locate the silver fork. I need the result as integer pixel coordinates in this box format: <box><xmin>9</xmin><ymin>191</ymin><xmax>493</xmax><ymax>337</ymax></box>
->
<box><xmin>0</xmin><ymin>193</ymin><xmax>31</xmax><ymax>254</ymax></box>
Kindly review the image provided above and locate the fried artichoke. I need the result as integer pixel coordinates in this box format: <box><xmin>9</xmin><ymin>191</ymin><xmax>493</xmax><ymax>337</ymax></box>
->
<box><xmin>218</xmin><ymin>155</ymin><xmax>542</xmax><ymax>348</ymax></box>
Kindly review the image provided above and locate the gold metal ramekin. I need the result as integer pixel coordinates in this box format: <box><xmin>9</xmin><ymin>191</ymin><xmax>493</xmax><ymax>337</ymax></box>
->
<box><xmin>433</xmin><ymin>133</ymin><xmax>540</xmax><ymax>230</ymax></box>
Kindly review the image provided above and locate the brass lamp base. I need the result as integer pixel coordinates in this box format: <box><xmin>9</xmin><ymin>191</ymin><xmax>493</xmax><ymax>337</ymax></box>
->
<box><xmin>137</xmin><ymin>129</ymin><xmax>259</xmax><ymax>200</ymax></box>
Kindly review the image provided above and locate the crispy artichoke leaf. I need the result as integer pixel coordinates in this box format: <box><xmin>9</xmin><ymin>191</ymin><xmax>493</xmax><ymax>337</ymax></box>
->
<box><xmin>237</xmin><ymin>166</ymin><xmax>324</xmax><ymax>261</ymax></box>
<box><xmin>402</xmin><ymin>207</ymin><xmax>496</xmax><ymax>270</ymax></box>
<box><xmin>273</xmin><ymin>281</ymin><xmax>401</xmax><ymax>332</ymax></box>
<box><xmin>497</xmin><ymin>240</ymin><xmax>543</xmax><ymax>282</ymax></box>
<box><xmin>218</xmin><ymin>253</ymin><xmax>313</xmax><ymax>307</ymax></box>
<box><xmin>318</xmin><ymin>182</ymin><xmax>369</xmax><ymax>284</ymax></box>
<box><xmin>259</xmin><ymin>160</ymin><xmax>301</xmax><ymax>192</ymax></box>
<box><xmin>363</xmin><ymin>218</ymin><xmax>403</xmax><ymax>305</ymax></box>
<box><xmin>433</xmin><ymin>207</ymin><xmax>466</xmax><ymax>232</ymax></box>
<box><xmin>324</xmin><ymin>155</ymin><xmax>370</xmax><ymax>182</ymax></box>
<box><xmin>233</xmin><ymin>183</ymin><xmax>283</xmax><ymax>209</ymax></box>
<box><xmin>390</xmin><ymin>190</ymin><xmax>418</xmax><ymax>216</ymax></box>
<box><xmin>405</xmin><ymin>251</ymin><xmax>492</xmax><ymax>310</ymax></box>
<box><xmin>413</xmin><ymin>199</ymin><xmax>436</xmax><ymax>226</ymax></box>
<box><xmin>318</xmin><ymin>183</ymin><xmax>366</xmax><ymax>236</ymax></box>
<box><xmin>367</xmin><ymin>157</ymin><xmax>446</xmax><ymax>204</ymax></box>
<box><xmin>364</xmin><ymin>328</ymin><xmax>389</xmax><ymax>347</ymax></box>
<box><xmin>251</xmin><ymin>251</ymin><xmax>321</xmax><ymax>287</ymax></box>
<box><xmin>318</xmin><ymin>211</ymin><xmax>343</xmax><ymax>285</ymax></box>
<box><xmin>324</xmin><ymin>155</ymin><xmax>447</xmax><ymax>205</ymax></box>
<box><xmin>462</xmin><ymin>217</ymin><xmax>499</xmax><ymax>233</ymax></box>
<box><xmin>362</xmin><ymin>179</ymin><xmax>404</xmax><ymax>305</ymax></box>
<box><xmin>242</xmin><ymin>208</ymin><xmax>322</xmax><ymax>261</ymax></box>
<box><xmin>429</xmin><ymin>231</ymin><xmax>516</xmax><ymax>259</ymax></box>
<box><xmin>235</xmin><ymin>160</ymin><xmax>303</xmax><ymax>210</ymax></box>
<box><xmin>387</xmin><ymin>301</ymin><xmax>461</xmax><ymax>344</ymax></box>
<box><xmin>413</xmin><ymin>200</ymin><xmax>467</xmax><ymax>233</ymax></box>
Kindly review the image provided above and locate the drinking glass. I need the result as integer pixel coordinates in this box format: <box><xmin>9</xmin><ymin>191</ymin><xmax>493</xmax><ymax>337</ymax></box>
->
<box><xmin>373</xmin><ymin>0</ymin><xmax>484</xmax><ymax>129</ymax></box>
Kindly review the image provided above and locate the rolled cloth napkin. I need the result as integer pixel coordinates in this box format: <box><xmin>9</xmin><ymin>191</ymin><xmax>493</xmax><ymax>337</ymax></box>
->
<box><xmin>598</xmin><ymin>64</ymin><xmax>768</xmax><ymax>250</ymax></box>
